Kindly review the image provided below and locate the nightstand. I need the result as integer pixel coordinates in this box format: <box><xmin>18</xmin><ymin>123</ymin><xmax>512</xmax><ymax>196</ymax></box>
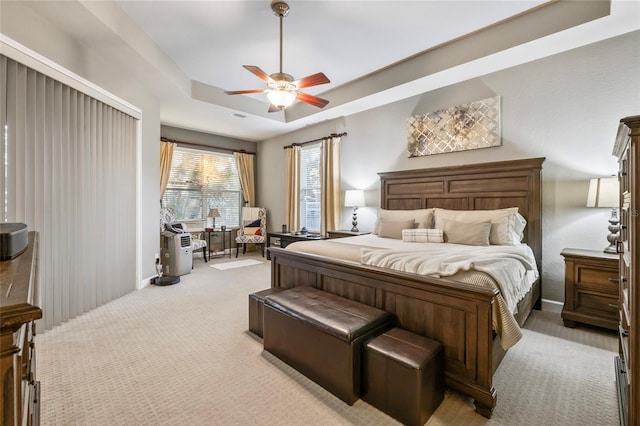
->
<box><xmin>561</xmin><ymin>248</ymin><xmax>619</xmax><ymax>330</ymax></box>
<box><xmin>327</xmin><ymin>230</ymin><xmax>371</xmax><ymax>239</ymax></box>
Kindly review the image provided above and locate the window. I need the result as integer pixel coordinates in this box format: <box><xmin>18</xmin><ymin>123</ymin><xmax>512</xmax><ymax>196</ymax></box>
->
<box><xmin>162</xmin><ymin>147</ymin><xmax>242</xmax><ymax>227</ymax></box>
<box><xmin>300</xmin><ymin>143</ymin><xmax>321</xmax><ymax>232</ymax></box>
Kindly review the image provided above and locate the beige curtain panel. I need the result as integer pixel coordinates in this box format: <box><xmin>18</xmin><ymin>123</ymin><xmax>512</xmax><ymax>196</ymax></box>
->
<box><xmin>320</xmin><ymin>136</ymin><xmax>342</xmax><ymax>236</ymax></box>
<box><xmin>285</xmin><ymin>145</ymin><xmax>300</xmax><ymax>233</ymax></box>
<box><xmin>160</xmin><ymin>141</ymin><xmax>176</xmax><ymax>199</ymax></box>
<box><xmin>233</xmin><ymin>151</ymin><xmax>256</xmax><ymax>207</ymax></box>
<box><xmin>1</xmin><ymin>54</ymin><xmax>138</xmax><ymax>330</ymax></box>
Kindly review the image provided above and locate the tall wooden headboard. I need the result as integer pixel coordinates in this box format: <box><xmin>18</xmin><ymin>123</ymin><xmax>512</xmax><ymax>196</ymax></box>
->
<box><xmin>378</xmin><ymin>157</ymin><xmax>545</xmax><ymax>273</ymax></box>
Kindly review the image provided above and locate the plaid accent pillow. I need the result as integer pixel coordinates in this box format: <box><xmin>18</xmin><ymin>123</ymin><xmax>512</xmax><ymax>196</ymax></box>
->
<box><xmin>401</xmin><ymin>228</ymin><xmax>444</xmax><ymax>243</ymax></box>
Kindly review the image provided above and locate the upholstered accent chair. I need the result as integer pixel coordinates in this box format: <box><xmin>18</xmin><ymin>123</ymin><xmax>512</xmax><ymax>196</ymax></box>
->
<box><xmin>235</xmin><ymin>207</ymin><xmax>266</xmax><ymax>257</ymax></box>
<box><xmin>160</xmin><ymin>207</ymin><xmax>208</xmax><ymax>263</ymax></box>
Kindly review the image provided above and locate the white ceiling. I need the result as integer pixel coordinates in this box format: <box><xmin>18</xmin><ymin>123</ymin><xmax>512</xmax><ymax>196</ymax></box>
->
<box><xmin>33</xmin><ymin>0</ymin><xmax>638</xmax><ymax>142</ymax></box>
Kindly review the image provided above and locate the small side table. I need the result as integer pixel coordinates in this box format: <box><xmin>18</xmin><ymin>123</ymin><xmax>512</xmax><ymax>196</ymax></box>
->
<box><xmin>327</xmin><ymin>230</ymin><xmax>371</xmax><ymax>239</ymax></box>
<box><xmin>205</xmin><ymin>228</ymin><xmax>232</xmax><ymax>259</ymax></box>
<box><xmin>561</xmin><ymin>248</ymin><xmax>619</xmax><ymax>330</ymax></box>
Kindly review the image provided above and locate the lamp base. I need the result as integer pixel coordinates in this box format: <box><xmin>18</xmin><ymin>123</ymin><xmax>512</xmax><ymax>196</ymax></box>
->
<box><xmin>351</xmin><ymin>207</ymin><xmax>359</xmax><ymax>233</ymax></box>
<box><xmin>605</xmin><ymin>208</ymin><xmax>620</xmax><ymax>255</ymax></box>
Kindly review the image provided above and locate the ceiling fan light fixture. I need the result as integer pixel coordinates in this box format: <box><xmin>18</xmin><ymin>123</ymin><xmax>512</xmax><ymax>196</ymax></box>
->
<box><xmin>224</xmin><ymin>1</ymin><xmax>330</xmax><ymax>112</ymax></box>
<box><xmin>267</xmin><ymin>89</ymin><xmax>297</xmax><ymax>109</ymax></box>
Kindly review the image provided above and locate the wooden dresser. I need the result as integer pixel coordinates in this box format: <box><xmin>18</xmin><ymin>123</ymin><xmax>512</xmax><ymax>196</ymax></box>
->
<box><xmin>561</xmin><ymin>248</ymin><xmax>619</xmax><ymax>330</ymax></box>
<box><xmin>0</xmin><ymin>232</ymin><xmax>42</xmax><ymax>425</ymax></box>
<box><xmin>613</xmin><ymin>115</ymin><xmax>640</xmax><ymax>426</ymax></box>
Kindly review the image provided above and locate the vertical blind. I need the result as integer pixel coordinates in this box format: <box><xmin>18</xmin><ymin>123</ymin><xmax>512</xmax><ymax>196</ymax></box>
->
<box><xmin>162</xmin><ymin>147</ymin><xmax>241</xmax><ymax>227</ymax></box>
<box><xmin>1</xmin><ymin>54</ymin><xmax>138</xmax><ymax>330</ymax></box>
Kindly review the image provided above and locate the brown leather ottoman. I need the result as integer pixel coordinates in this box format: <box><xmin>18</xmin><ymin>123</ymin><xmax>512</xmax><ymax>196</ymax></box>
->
<box><xmin>263</xmin><ymin>286</ymin><xmax>392</xmax><ymax>405</ymax></box>
<box><xmin>363</xmin><ymin>327</ymin><xmax>444</xmax><ymax>426</ymax></box>
<box><xmin>248</xmin><ymin>288</ymin><xmax>282</xmax><ymax>338</ymax></box>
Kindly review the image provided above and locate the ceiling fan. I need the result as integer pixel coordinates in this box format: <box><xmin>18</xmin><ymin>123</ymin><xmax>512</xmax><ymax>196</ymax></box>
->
<box><xmin>224</xmin><ymin>0</ymin><xmax>330</xmax><ymax>112</ymax></box>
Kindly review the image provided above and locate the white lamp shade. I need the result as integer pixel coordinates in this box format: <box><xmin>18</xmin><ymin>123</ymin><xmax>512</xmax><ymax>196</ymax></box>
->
<box><xmin>208</xmin><ymin>208</ymin><xmax>221</xmax><ymax>218</ymax></box>
<box><xmin>586</xmin><ymin>177</ymin><xmax>619</xmax><ymax>208</ymax></box>
<box><xmin>344</xmin><ymin>189</ymin><xmax>365</xmax><ymax>207</ymax></box>
<box><xmin>266</xmin><ymin>90</ymin><xmax>296</xmax><ymax>109</ymax></box>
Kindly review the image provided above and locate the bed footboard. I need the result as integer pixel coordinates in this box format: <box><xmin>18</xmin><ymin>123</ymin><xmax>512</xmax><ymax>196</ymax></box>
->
<box><xmin>269</xmin><ymin>246</ymin><xmax>499</xmax><ymax>417</ymax></box>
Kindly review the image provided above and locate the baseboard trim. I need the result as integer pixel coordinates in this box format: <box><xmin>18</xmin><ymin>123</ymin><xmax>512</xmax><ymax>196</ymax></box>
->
<box><xmin>541</xmin><ymin>298</ymin><xmax>563</xmax><ymax>313</ymax></box>
<box><xmin>140</xmin><ymin>275</ymin><xmax>157</xmax><ymax>289</ymax></box>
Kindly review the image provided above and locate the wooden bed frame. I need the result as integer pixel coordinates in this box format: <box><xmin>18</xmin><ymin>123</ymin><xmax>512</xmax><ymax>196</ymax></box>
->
<box><xmin>268</xmin><ymin>157</ymin><xmax>545</xmax><ymax>418</ymax></box>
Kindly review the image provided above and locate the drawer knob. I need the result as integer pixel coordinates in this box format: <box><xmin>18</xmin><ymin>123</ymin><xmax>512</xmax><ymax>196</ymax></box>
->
<box><xmin>621</xmin><ymin>328</ymin><xmax>630</xmax><ymax>337</ymax></box>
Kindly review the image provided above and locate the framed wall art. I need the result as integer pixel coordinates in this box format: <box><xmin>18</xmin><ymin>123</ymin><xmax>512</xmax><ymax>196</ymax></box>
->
<box><xmin>407</xmin><ymin>96</ymin><xmax>501</xmax><ymax>157</ymax></box>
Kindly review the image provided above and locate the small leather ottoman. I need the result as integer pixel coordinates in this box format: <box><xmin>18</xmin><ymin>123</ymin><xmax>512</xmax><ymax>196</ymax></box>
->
<box><xmin>263</xmin><ymin>286</ymin><xmax>392</xmax><ymax>405</ymax></box>
<box><xmin>363</xmin><ymin>327</ymin><xmax>444</xmax><ymax>426</ymax></box>
<box><xmin>248</xmin><ymin>288</ymin><xmax>282</xmax><ymax>338</ymax></box>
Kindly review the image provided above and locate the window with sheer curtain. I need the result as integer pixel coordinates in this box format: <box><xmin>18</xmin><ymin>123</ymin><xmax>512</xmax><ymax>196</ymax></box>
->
<box><xmin>161</xmin><ymin>147</ymin><xmax>242</xmax><ymax>227</ymax></box>
<box><xmin>300</xmin><ymin>143</ymin><xmax>321</xmax><ymax>232</ymax></box>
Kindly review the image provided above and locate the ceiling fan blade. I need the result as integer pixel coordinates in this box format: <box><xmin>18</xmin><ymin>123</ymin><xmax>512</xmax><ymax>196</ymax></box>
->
<box><xmin>267</xmin><ymin>103</ymin><xmax>281</xmax><ymax>113</ymax></box>
<box><xmin>224</xmin><ymin>89</ymin><xmax>267</xmax><ymax>95</ymax></box>
<box><xmin>224</xmin><ymin>89</ymin><xmax>266</xmax><ymax>95</ymax></box>
<box><xmin>296</xmin><ymin>92</ymin><xmax>329</xmax><ymax>109</ymax></box>
<box><xmin>243</xmin><ymin>65</ymin><xmax>275</xmax><ymax>84</ymax></box>
<box><xmin>293</xmin><ymin>72</ymin><xmax>330</xmax><ymax>89</ymax></box>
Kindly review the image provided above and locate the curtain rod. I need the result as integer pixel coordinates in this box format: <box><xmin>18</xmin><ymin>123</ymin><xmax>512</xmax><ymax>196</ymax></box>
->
<box><xmin>283</xmin><ymin>132</ymin><xmax>347</xmax><ymax>150</ymax></box>
<box><xmin>161</xmin><ymin>137</ymin><xmax>256</xmax><ymax>155</ymax></box>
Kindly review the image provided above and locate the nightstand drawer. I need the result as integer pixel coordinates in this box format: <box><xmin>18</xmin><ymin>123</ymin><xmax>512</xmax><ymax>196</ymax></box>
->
<box><xmin>575</xmin><ymin>265</ymin><xmax>618</xmax><ymax>294</ymax></box>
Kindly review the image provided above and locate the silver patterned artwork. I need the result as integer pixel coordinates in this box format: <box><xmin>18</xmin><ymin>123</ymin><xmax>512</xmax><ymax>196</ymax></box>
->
<box><xmin>407</xmin><ymin>96</ymin><xmax>501</xmax><ymax>157</ymax></box>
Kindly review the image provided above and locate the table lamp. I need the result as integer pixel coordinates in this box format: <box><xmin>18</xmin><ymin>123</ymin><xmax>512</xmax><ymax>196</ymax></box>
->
<box><xmin>344</xmin><ymin>189</ymin><xmax>365</xmax><ymax>232</ymax></box>
<box><xmin>586</xmin><ymin>177</ymin><xmax>619</xmax><ymax>253</ymax></box>
<box><xmin>208</xmin><ymin>208</ymin><xmax>221</xmax><ymax>230</ymax></box>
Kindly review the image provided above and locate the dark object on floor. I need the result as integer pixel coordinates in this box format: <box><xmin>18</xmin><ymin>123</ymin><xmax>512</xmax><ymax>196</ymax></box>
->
<box><xmin>363</xmin><ymin>327</ymin><xmax>444</xmax><ymax>426</ymax></box>
<box><xmin>151</xmin><ymin>275</ymin><xmax>180</xmax><ymax>286</ymax></box>
<box><xmin>0</xmin><ymin>222</ymin><xmax>28</xmax><ymax>260</ymax></box>
<box><xmin>263</xmin><ymin>286</ymin><xmax>392</xmax><ymax>404</ymax></box>
<box><xmin>248</xmin><ymin>288</ymin><xmax>283</xmax><ymax>338</ymax></box>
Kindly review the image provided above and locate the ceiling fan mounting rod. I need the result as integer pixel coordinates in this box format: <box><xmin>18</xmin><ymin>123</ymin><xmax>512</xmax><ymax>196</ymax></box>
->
<box><xmin>271</xmin><ymin>1</ymin><xmax>289</xmax><ymax>75</ymax></box>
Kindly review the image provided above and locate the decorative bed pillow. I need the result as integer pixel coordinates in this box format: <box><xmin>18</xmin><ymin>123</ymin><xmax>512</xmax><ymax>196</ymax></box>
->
<box><xmin>401</xmin><ymin>228</ymin><xmax>444</xmax><ymax>243</ymax></box>
<box><xmin>245</xmin><ymin>219</ymin><xmax>261</xmax><ymax>227</ymax></box>
<box><xmin>442</xmin><ymin>219</ymin><xmax>491</xmax><ymax>246</ymax></box>
<box><xmin>243</xmin><ymin>227</ymin><xmax>262</xmax><ymax>235</ymax></box>
<box><xmin>373</xmin><ymin>208</ymin><xmax>433</xmax><ymax>234</ymax></box>
<box><xmin>378</xmin><ymin>219</ymin><xmax>415</xmax><ymax>239</ymax></box>
<box><xmin>433</xmin><ymin>207</ymin><xmax>526</xmax><ymax>245</ymax></box>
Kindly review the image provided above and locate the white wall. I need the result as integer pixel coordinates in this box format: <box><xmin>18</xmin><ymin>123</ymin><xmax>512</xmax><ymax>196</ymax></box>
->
<box><xmin>259</xmin><ymin>31</ymin><xmax>640</xmax><ymax>303</ymax></box>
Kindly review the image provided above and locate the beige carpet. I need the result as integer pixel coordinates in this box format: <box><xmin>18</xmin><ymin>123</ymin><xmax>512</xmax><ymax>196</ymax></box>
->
<box><xmin>36</xmin><ymin>254</ymin><xmax>619</xmax><ymax>425</ymax></box>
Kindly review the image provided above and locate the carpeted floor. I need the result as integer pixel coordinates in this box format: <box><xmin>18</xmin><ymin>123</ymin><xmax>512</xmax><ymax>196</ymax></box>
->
<box><xmin>36</xmin><ymin>254</ymin><xmax>619</xmax><ymax>425</ymax></box>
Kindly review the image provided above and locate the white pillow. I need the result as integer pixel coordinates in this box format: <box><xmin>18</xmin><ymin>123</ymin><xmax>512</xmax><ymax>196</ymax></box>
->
<box><xmin>433</xmin><ymin>208</ymin><xmax>526</xmax><ymax>245</ymax></box>
<box><xmin>373</xmin><ymin>208</ymin><xmax>434</xmax><ymax>234</ymax></box>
